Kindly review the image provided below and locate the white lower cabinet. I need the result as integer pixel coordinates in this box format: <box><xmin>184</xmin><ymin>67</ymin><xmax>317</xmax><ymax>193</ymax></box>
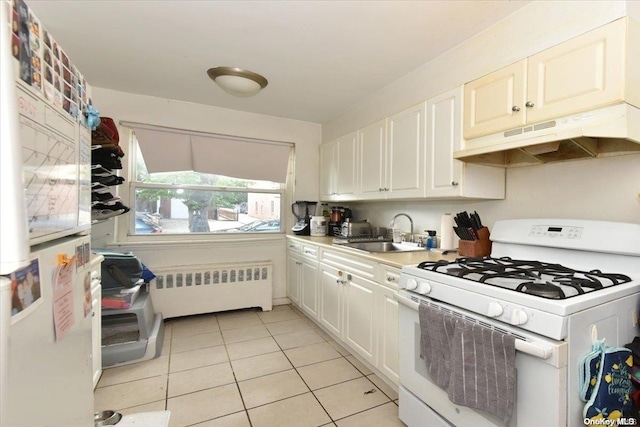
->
<box><xmin>287</xmin><ymin>238</ymin><xmax>400</xmax><ymax>387</ymax></box>
<box><xmin>300</xmin><ymin>258</ymin><xmax>319</xmax><ymax>319</ymax></box>
<box><xmin>287</xmin><ymin>254</ymin><xmax>301</xmax><ymax>306</ymax></box>
<box><xmin>318</xmin><ymin>264</ymin><xmax>343</xmax><ymax>337</ymax></box>
<box><xmin>318</xmin><ymin>262</ymin><xmax>377</xmax><ymax>366</ymax></box>
<box><xmin>287</xmin><ymin>242</ymin><xmax>319</xmax><ymax>319</ymax></box>
<box><xmin>344</xmin><ymin>274</ymin><xmax>377</xmax><ymax>366</ymax></box>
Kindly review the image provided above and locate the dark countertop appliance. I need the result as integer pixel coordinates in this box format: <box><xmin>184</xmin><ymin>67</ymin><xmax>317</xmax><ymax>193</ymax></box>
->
<box><xmin>327</xmin><ymin>206</ymin><xmax>352</xmax><ymax>236</ymax></box>
<box><xmin>291</xmin><ymin>201</ymin><xmax>317</xmax><ymax>235</ymax></box>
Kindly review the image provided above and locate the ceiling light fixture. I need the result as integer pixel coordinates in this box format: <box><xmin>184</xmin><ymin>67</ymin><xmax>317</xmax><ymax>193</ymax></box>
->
<box><xmin>206</xmin><ymin>66</ymin><xmax>268</xmax><ymax>98</ymax></box>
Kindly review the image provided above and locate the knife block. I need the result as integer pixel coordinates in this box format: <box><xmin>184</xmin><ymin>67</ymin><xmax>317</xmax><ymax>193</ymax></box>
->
<box><xmin>458</xmin><ymin>227</ymin><xmax>492</xmax><ymax>257</ymax></box>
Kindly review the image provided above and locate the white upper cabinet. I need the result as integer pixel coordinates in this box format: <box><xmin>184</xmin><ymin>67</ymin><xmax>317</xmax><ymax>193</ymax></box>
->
<box><xmin>323</xmin><ymin>95</ymin><xmax>503</xmax><ymax>201</ymax></box>
<box><xmin>358</xmin><ymin>119</ymin><xmax>387</xmax><ymax>200</ymax></box>
<box><xmin>386</xmin><ymin>104</ymin><xmax>425</xmax><ymax>199</ymax></box>
<box><xmin>464</xmin><ymin>18</ymin><xmax>629</xmax><ymax>140</ymax></box>
<box><xmin>463</xmin><ymin>61</ymin><xmax>527</xmax><ymax>139</ymax></box>
<box><xmin>336</xmin><ymin>132</ymin><xmax>358</xmax><ymax>198</ymax></box>
<box><xmin>357</xmin><ymin>105</ymin><xmax>425</xmax><ymax>200</ymax></box>
<box><xmin>427</xmin><ymin>88</ymin><xmax>463</xmax><ymax>197</ymax></box>
<box><xmin>427</xmin><ymin>87</ymin><xmax>505</xmax><ymax>199</ymax></box>
<box><xmin>525</xmin><ymin>19</ymin><xmax>626</xmax><ymax>124</ymax></box>
<box><xmin>319</xmin><ymin>141</ymin><xmax>335</xmax><ymax>201</ymax></box>
<box><xmin>320</xmin><ymin>132</ymin><xmax>358</xmax><ymax>201</ymax></box>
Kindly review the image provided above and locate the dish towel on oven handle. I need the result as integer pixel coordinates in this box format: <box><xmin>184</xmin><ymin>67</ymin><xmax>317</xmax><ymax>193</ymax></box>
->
<box><xmin>419</xmin><ymin>303</ymin><xmax>517</xmax><ymax>423</ymax></box>
<box><xmin>583</xmin><ymin>345</ymin><xmax>634</xmax><ymax>422</ymax></box>
<box><xmin>419</xmin><ymin>302</ymin><xmax>457</xmax><ymax>389</ymax></box>
<box><xmin>447</xmin><ymin>317</ymin><xmax>517</xmax><ymax>425</ymax></box>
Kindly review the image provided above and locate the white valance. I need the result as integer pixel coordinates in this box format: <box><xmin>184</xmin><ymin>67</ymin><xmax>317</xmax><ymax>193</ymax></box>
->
<box><xmin>122</xmin><ymin>122</ymin><xmax>292</xmax><ymax>183</ymax></box>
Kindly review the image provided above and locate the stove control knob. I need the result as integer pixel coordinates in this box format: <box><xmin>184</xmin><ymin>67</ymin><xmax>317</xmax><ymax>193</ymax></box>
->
<box><xmin>405</xmin><ymin>278</ymin><xmax>418</xmax><ymax>291</ymax></box>
<box><xmin>417</xmin><ymin>282</ymin><xmax>432</xmax><ymax>295</ymax></box>
<box><xmin>510</xmin><ymin>309</ymin><xmax>528</xmax><ymax>326</ymax></box>
<box><xmin>487</xmin><ymin>302</ymin><xmax>503</xmax><ymax>317</ymax></box>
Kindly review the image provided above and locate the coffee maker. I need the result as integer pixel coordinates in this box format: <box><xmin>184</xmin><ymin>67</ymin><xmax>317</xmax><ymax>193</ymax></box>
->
<box><xmin>328</xmin><ymin>206</ymin><xmax>352</xmax><ymax>236</ymax></box>
<box><xmin>291</xmin><ymin>201</ymin><xmax>318</xmax><ymax>235</ymax></box>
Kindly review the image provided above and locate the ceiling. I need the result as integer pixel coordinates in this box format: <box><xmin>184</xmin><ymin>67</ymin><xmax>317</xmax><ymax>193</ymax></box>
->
<box><xmin>28</xmin><ymin>1</ymin><xmax>530</xmax><ymax>124</ymax></box>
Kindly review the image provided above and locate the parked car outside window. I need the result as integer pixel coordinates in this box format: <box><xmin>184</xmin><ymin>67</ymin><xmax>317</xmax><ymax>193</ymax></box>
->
<box><xmin>135</xmin><ymin>212</ymin><xmax>162</xmax><ymax>234</ymax></box>
<box><xmin>223</xmin><ymin>220</ymin><xmax>280</xmax><ymax>233</ymax></box>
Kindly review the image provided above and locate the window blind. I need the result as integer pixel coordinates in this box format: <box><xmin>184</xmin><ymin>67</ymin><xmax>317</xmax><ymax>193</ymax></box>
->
<box><xmin>133</xmin><ymin>127</ymin><xmax>192</xmax><ymax>173</ymax></box>
<box><xmin>123</xmin><ymin>122</ymin><xmax>292</xmax><ymax>183</ymax></box>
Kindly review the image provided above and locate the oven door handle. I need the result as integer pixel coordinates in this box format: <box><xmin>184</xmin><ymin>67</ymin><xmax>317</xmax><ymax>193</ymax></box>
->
<box><xmin>395</xmin><ymin>293</ymin><xmax>554</xmax><ymax>361</ymax></box>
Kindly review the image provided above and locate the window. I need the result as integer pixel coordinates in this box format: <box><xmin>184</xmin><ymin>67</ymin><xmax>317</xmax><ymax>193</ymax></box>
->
<box><xmin>126</xmin><ymin>125</ymin><xmax>290</xmax><ymax>235</ymax></box>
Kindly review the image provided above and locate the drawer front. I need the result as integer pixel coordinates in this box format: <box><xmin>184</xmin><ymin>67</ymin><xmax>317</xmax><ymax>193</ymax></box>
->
<box><xmin>287</xmin><ymin>239</ymin><xmax>302</xmax><ymax>254</ymax></box>
<box><xmin>379</xmin><ymin>264</ymin><xmax>401</xmax><ymax>290</ymax></box>
<box><xmin>320</xmin><ymin>249</ymin><xmax>376</xmax><ymax>281</ymax></box>
<box><xmin>301</xmin><ymin>244</ymin><xmax>319</xmax><ymax>260</ymax></box>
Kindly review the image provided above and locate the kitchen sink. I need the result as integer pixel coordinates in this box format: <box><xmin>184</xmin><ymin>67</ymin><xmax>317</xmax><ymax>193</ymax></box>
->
<box><xmin>336</xmin><ymin>241</ymin><xmax>426</xmax><ymax>253</ymax></box>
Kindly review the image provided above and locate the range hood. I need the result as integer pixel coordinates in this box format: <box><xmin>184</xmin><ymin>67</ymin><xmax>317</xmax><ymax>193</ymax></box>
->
<box><xmin>454</xmin><ymin>103</ymin><xmax>640</xmax><ymax>167</ymax></box>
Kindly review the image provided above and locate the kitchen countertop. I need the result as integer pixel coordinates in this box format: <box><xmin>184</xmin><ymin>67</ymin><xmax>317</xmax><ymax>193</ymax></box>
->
<box><xmin>287</xmin><ymin>235</ymin><xmax>459</xmax><ymax>268</ymax></box>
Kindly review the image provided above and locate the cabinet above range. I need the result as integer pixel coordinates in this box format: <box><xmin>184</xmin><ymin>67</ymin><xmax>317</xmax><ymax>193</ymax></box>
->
<box><xmin>457</xmin><ymin>17</ymin><xmax>640</xmax><ymax>167</ymax></box>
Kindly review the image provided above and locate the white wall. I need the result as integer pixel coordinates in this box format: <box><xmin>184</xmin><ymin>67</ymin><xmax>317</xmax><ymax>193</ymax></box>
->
<box><xmin>322</xmin><ymin>0</ymin><xmax>640</xmax><ymax>239</ymax></box>
<box><xmin>347</xmin><ymin>154</ymin><xmax>640</xmax><ymax>240</ymax></box>
<box><xmin>323</xmin><ymin>1</ymin><xmax>627</xmax><ymax>141</ymax></box>
<box><xmin>91</xmin><ymin>88</ymin><xmax>321</xmax><ymax>306</ymax></box>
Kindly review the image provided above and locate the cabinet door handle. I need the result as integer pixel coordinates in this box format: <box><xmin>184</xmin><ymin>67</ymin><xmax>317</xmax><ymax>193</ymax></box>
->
<box><xmin>525</xmin><ymin>101</ymin><xmax>534</xmax><ymax>108</ymax></box>
<box><xmin>387</xmin><ymin>276</ymin><xmax>396</xmax><ymax>282</ymax></box>
<box><xmin>511</xmin><ymin>105</ymin><xmax>520</xmax><ymax>112</ymax></box>
<box><xmin>451</xmin><ymin>181</ymin><xmax>459</xmax><ymax>186</ymax></box>
<box><xmin>379</xmin><ymin>188</ymin><xmax>383</xmax><ymax>192</ymax></box>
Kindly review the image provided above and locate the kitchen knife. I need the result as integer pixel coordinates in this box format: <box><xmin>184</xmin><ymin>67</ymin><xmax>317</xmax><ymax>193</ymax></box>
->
<box><xmin>463</xmin><ymin>211</ymin><xmax>473</xmax><ymax>229</ymax></box>
<box><xmin>467</xmin><ymin>227</ymin><xmax>478</xmax><ymax>240</ymax></box>
<box><xmin>473</xmin><ymin>211</ymin><xmax>484</xmax><ymax>228</ymax></box>
<box><xmin>470</xmin><ymin>214</ymin><xmax>480</xmax><ymax>231</ymax></box>
<box><xmin>453</xmin><ymin>226</ymin><xmax>465</xmax><ymax>240</ymax></box>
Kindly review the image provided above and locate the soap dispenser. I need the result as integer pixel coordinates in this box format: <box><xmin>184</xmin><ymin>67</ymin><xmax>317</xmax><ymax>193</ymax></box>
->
<box><xmin>426</xmin><ymin>230</ymin><xmax>437</xmax><ymax>249</ymax></box>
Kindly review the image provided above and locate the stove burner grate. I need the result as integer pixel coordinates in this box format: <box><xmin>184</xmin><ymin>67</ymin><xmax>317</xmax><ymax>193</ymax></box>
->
<box><xmin>416</xmin><ymin>257</ymin><xmax>632</xmax><ymax>299</ymax></box>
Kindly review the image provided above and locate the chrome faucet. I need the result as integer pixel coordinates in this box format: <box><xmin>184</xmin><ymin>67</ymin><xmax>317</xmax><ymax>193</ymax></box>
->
<box><xmin>389</xmin><ymin>213</ymin><xmax>414</xmax><ymax>243</ymax></box>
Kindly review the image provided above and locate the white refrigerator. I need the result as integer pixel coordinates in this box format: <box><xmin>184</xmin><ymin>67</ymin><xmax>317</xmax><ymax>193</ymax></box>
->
<box><xmin>0</xmin><ymin>0</ymin><xmax>96</xmax><ymax>425</ymax></box>
<box><xmin>2</xmin><ymin>235</ymin><xmax>95</xmax><ymax>427</ymax></box>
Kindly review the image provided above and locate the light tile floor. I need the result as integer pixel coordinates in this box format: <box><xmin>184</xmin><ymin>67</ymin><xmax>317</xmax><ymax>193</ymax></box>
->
<box><xmin>95</xmin><ymin>305</ymin><xmax>405</xmax><ymax>427</ymax></box>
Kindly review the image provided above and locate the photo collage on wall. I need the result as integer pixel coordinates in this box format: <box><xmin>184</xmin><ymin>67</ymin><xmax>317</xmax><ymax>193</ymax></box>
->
<box><xmin>10</xmin><ymin>0</ymin><xmax>89</xmax><ymax>121</ymax></box>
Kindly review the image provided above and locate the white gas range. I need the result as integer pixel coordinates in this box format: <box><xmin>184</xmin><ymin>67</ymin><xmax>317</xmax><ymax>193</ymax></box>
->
<box><xmin>397</xmin><ymin>219</ymin><xmax>640</xmax><ymax>427</ymax></box>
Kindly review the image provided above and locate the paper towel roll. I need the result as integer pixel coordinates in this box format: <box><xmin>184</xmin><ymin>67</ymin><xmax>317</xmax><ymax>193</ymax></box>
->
<box><xmin>440</xmin><ymin>213</ymin><xmax>455</xmax><ymax>250</ymax></box>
